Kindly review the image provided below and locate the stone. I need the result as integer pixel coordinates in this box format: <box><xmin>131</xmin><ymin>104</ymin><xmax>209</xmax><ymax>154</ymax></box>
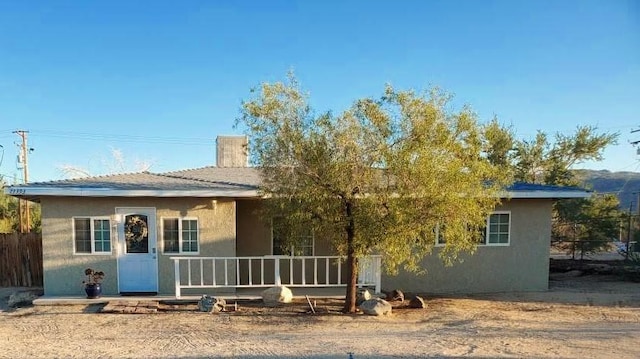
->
<box><xmin>356</xmin><ymin>288</ymin><xmax>372</xmax><ymax>305</ymax></box>
<box><xmin>262</xmin><ymin>286</ymin><xmax>293</xmax><ymax>306</ymax></box>
<box><xmin>387</xmin><ymin>289</ymin><xmax>404</xmax><ymax>302</ymax></box>
<box><xmin>409</xmin><ymin>296</ymin><xmax>427</xmax><ymax>309</ymax></box>
<box><xmin>359</xmin><ymin>298</ymin><xmax>392</xmax><ymax>316</ymax></box>
<box><xmin>7</xmin><ymin>291</ymin><xmax>40</xmax><ymax>308</ymax></box>
<box><xmin>198</xmin><ymin>295</ymin><xmax>226</xmax><ymax>313</ymax></box>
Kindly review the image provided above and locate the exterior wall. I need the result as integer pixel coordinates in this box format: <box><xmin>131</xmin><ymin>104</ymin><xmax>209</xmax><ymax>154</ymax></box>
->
<box><xmin>40</xmin><ymin>197</ymin><xmax>236</xmax><ymax>296</ymax></box>
<box><xmin>236</xmin><ymin>199</ymin><xmax>335</xmax><ymax>284</ymax></box>
<box><xmin>40</xmin><ymin>195</ymin><xmax>552</xmax><ymax>297</ymax></box>
<box><xmin>382</xmin><ymin>199</ymin><xmax>553</xmax><ymax>294</ymax></box>
<box><xmin>236</xmin><ymin>199</ymin><xmax>333</xmax><ymax>256</ymax></box>
<box><xmin>236</xmin><ymin>200</ymin><xmax>271</xmax><ymax>256</ymax></box>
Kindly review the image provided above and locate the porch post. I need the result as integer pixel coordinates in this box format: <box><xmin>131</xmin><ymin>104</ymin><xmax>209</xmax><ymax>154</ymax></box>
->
<box><xmin>274</xmin><ymin>257</ymin><xmax>281</xmax><ymax>286</ymax></box>
<box><xmin>374</xmin><ymin>255</ymin><xmax>382</xmax><ymax>294</ymax></box>
<box><xmin>173</xmin><ymin>258</ymin><xmax>181</xmax><ymax>298</ymax></box>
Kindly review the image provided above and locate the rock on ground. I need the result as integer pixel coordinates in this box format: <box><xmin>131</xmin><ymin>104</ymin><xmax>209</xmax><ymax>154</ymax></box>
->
<box><xmin>409</xmin><ymin>296</ymin><xmax>427</xmax><ymax>309</ymax></box>
<box><xmin>198</xmin><ymin>295</ymin><xmax>226</xmax><ymax>313</ymax></box>
<box><xmin>387</xmin><ymin>289</ymin><xmax>404</xmax><ymax>302</ymax></box>
<box><xmin>262</xmin><ymin>286</ymin><xmax>293</xmax><ymax>306</ymax></box>
<box><xmin>7</xmin><ymin>290</ymin><xmax>42</xmax><ymax>308</ymax></box>
<box><xmin>356</xmin><ymin>288</ymin><xmax>372</xmax><ymax>305</ymax></box>
<box><xmin>359</xmin><ymin>298</ymin><xmax>392</xmax><ymax>316</ymax></box>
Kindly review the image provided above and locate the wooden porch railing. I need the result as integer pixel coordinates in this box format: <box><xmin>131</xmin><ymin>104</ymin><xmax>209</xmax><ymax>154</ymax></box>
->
<box><xmin>170</xmin><ymin>255</ymin><xmax>382</xmax><ymax>298</ymax></box>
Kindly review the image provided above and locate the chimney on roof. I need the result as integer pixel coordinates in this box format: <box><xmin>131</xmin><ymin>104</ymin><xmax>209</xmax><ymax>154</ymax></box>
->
<box><xmin>216</xmin><ymin>135</ymin><xmax>248</xmax><ymax>167</ymax></box>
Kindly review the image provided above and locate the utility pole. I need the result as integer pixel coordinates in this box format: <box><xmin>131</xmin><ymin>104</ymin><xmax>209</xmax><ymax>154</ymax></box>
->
<box><xmin>14</xmin><ymin>130</ymin><xmax>31</xmax><ymax>233</ymax></box>
<box><xmin>627</xmin><ymin>201</ymin><xmax>633</xmax><ymax>260</ymax></box>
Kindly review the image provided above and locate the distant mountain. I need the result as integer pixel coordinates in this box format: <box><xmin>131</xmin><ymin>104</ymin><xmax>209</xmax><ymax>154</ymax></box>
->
<box><xmin>576</xmin><ymin>170</ymin><xmax>640</xmax><ymax>210</ymax></box>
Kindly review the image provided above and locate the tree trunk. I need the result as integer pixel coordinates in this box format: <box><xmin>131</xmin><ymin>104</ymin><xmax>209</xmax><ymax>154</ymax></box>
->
<box><xmin>343</xmin><ymin>201</ymin><xmax>358</xmax><ymax>313</ymax></box>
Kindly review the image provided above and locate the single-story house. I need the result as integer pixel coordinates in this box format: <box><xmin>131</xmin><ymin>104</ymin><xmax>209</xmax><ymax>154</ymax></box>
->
<box><xmin>5</xmin><ymin>136</ymin><xmax>590</xmax><ymax>298</ymax></box>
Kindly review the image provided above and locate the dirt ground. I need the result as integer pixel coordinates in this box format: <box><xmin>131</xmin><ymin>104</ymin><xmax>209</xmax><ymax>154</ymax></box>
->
<box><xmin>1</xmin><ymin>275</ymin><xmax>639</xmax><ymax>359</ymax></box>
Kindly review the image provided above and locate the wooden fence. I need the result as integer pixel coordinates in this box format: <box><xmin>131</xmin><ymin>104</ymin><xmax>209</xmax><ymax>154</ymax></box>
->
<box><xmin>0</xmin><ymin>233</ymin><xmax>43</xmax><ymax>287</ymax></box>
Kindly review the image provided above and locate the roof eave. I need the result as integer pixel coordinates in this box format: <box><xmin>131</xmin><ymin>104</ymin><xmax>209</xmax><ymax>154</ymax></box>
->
<box><xmin>504</xmin><ymin>190</ymin><xmax>592</xmax><ymax>199</ymax></box>
<box><xmin>6</xmin><ymin>187</ymin><xmax>590</xmax><ymax>200</ymax></box>
<box><xmin>4</xmin><ymin>187</ymin><xmax>260</xmax><ymax>198</ymax></box>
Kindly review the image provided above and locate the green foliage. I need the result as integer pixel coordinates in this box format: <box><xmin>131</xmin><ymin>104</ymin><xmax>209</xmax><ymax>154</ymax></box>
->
<box><xmin>483</xmin><ymin>117</ymin><xmax>515</xmax><ymax>169</ymax></box>
<box><xmin>508</xmin><ymin>126</ymin><xmax>620</xmax><ymax>253</ymax></box>
<box><xmin>553</xmin><ymin>194</ymin><xmax>622</xmax><ymax>253</ymax></box>
<box><xmin>511</xmin><ymin>126</ymin><xmax>617</xmax><ymax>186</ymax></box>
<box><xmin>0</xmin><ymin>178</ymin><xmax>18</xmax><ymax>233</ymax></box>
<box><xmin>237</xmin><ymin>75</ymin><xmax>512</xmax><ymax>311</ymax></box>
<box><xmin>514</xmin><ymin>132</ymin><xmax>549</xmax><ymax>183</ymax></box>
<box><xmin>0</xmin><ymin>177</ymin><xmax>40</xmax><ymax>233</ymax></box>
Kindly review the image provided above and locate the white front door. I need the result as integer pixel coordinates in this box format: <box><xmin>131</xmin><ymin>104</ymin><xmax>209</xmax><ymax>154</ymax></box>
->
<box><xmin>116</xmin><ymin>207</ymin><xmax>158</xmax><ymax>294</ymax></box>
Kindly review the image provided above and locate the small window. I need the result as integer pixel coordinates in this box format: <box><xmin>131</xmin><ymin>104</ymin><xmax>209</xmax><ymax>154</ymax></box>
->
<box><xmin>435</xmin><ymin>212</ymin><xmax>511</xmax><ymax>247</ymax></box>
<box><xmin>486</xmin><ymin>212</ymin><xmax>510</xmax><ymax>245</ymax></box>
<box><xmin>272</xmin><ymin>218</ymin><xmax>314</xmax><ymax>256</ymax></box>
<box><xmin>163</xmin><ymin>218</ymin><xmax>199</xmax><ymax>254</ymax></box>
<box><xmin>435</xmin><ymin>224</ymin><xmax>445</xmax><ymax>246</ymax></box>
<box><xmin>74</xmin><ymin>217</ymin><xmax>111</xmax><ymax>254</ymax></box>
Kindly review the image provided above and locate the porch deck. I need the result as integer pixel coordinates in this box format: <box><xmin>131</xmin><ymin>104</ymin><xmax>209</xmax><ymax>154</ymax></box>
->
<box><xmin>33</xmin><ymin>287</ymin><xmax>349</xmax><ymax>306</ymax></box>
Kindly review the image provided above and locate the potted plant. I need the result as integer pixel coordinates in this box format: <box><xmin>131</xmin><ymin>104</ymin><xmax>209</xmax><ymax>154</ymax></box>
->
<box><xmin>82</xmin><ymin>268</ymin><xmax>105</xmax><ymax>299</ymax></box>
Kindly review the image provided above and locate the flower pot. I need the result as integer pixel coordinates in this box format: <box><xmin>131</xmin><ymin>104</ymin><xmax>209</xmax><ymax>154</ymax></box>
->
<box><xmin>84</xmin><ymin>283</ymin><xmax>102</xmax><ymax>299</ymax></box>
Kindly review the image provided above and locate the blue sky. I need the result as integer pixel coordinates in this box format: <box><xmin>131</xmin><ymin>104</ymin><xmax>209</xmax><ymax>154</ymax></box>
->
<box><xmin>0</xmin><ymin>0</ymin><xmax>638</xmax><ymax>183</ymax></box>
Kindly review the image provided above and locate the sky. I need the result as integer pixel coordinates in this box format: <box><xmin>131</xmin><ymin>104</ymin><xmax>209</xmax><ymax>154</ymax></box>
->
<box><xmin>0</xmin><ymin>0</ymin><xmax>638</xmax><ymax>183</ymax></box>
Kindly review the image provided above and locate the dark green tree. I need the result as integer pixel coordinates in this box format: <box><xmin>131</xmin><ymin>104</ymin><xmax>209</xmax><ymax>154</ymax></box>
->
<box><xmin>511</xmin><ymin>126</ymin><xmax>620</xmax><ymax>254</ymax></box>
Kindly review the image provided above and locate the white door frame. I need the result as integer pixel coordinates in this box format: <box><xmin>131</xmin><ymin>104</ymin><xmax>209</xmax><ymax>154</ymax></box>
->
<box><xmin>116</xmin><ymin>207</ymin><xmax>159</xmax><ymax>294</ymax></box>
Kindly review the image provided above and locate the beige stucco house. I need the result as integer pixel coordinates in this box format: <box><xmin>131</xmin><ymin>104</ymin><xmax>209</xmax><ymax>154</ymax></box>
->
<box><xmin>6</xmin><ymin>136</ymin><xmax>590</xmax><ymax>298</ymax></box>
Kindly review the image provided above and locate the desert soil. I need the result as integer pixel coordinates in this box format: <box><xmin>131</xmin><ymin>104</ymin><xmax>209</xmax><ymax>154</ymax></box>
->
<box><xmin>0</xmin><ymin>275</ymin><xmax>639</xmax><ymax>359</ymax></box>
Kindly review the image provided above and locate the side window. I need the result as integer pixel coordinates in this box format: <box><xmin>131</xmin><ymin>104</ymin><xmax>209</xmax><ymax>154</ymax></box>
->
<box><xmin>487</xmin><ymin>212</ymin><xmax>510</xmax><ymax>245</ymax></box>
<box><xmin>272</xmin><ymin>218</ymin><xmax>314</xmax><ymax>256</ymax></box>
<box><xmin>435</xmin><ymin>214</ymin><xmax>508</xmax><ymax>247</ymax></box>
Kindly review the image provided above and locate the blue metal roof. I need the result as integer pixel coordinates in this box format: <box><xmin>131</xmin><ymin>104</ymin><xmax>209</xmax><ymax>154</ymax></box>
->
<box><xmin>507</xmin><ymin>182</ymin><xmax>588</xmax><ymax>193</ymax></box>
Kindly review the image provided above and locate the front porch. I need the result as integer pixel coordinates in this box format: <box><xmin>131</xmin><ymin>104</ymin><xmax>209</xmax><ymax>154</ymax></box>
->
<box><xmin>170</xmin><ymin>255</ymin><xmax>382</xmax><ymax>298</ymax></box>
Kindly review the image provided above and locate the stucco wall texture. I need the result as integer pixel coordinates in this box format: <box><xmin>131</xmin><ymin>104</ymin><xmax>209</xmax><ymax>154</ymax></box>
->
<box><xmin>40</xmin><ymin>197</ymin><xmax>552</xmax><ymax>296</ymax></box>
<box><xmin>383</xmin><ymin>199</ymin><xmax>553</xmax><ymax>294</ymax></box>
<box><xmin>41</xmin><ymin>197</ymin><xmax>236</xmax><ymax>296</ymax></box>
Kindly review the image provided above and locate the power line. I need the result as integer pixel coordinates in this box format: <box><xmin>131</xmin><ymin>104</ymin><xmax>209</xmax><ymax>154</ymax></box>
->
<box><xmin>28</xmin><ymin>129</ymin><xmax>215</xmax><ymax>146</ymax></box>
<box><xmin>2</xmin><ymin>128</ymin><xmax>217</xmax><ymax>146</ymax></box>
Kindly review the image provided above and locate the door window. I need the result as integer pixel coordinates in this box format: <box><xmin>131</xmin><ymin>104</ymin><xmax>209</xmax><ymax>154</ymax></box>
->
<box><xmin>124</xmin><ymin>214</ymin><xmax>149</xmax><ymax>253</ymax></box>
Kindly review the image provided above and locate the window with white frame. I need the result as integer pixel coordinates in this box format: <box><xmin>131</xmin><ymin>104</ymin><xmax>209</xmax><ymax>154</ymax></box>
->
<box><xmin>486</xmin><ymin>212</ymin><xmax>510</xmax><ymax>245</ymax></box>
<box><xmin>74</xmin><ymin>217</ymin><xmax>112</xmax><ymax>254</ymax></box>
<box><xmin>435</xmin><ymin>212</ymin><xmax>510</xmax><ymax>246</ymax></box>
<box><xmin>162</xmin><ymin>218</ymin><xmax>199</xmax><ymax>254</ymax></box>
<box><xmin>272</xmin><ymin>218</ymin><xmax>314</xmax><ymax>256</ymax></box>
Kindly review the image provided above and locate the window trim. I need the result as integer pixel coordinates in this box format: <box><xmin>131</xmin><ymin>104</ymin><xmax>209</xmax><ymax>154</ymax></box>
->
<box><xmin>72</xmin><ymin>216</ymin><xmax>113</xmax><ymax>255</ymax></box>
<box><xmin>434</xmin><ymin>211</ymin><xmax>511</xmax><ymax>247</ymax></box>
<box><xmin>160</xmin><ymin>217</ymin><xmax>200</xmax><ymax>255</ymax></box>
<box><xmin>271</xmin><ymin>218</ymin><xmax>315</xmax><ymax>256</ymax></box>
<box><xmin>435</xmin><ymin>223</ymin><xmax>445</xmax><ymax>246</ymax></box>
<box><xmin>485</xmin><ymin>211</ymin><xmax>511</xmax><ymax>246</ymax></box>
